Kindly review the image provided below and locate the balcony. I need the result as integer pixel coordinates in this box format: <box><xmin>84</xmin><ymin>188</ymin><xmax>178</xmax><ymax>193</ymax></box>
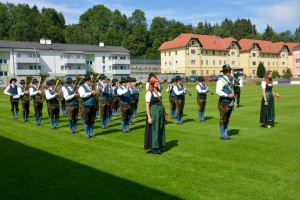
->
<box><xmin>16</xmin><ymin>69</ymin><xmax>41</xmax><ymax>76</ymax></box>
<box><xmin>64</xmin><ymin>69</ymin><xmax>86</xmax><ymax>75</ymax></box>
<box><xmin>61</xmin><ymin>58</ymin><xmax>86</xmax><ymax>65</ymax></box>
<box><xmin>112</xmin><ymin>69</ymin><xmax>130</xmax><ymax>75</ymax></box>
<box><xmin>16</xmin><ymin>57</ymin><xmax>40</xmax><ymax>64</ymax></box>
<box><xmin>112</xmin><ymin>60</ymin><xmax>130</xmax><ymax>65</ymax></box>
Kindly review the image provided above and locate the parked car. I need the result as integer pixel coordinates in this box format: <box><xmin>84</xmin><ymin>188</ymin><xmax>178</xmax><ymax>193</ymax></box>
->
<box><xmin>187</xmin><ymin>76</ymin><xmax>197</xmax><ymax>82</ymax></box>
<box><xmin>203</xmin><ymin>76</ymin><xmax>215</xmax><ymax>82</ymax></box>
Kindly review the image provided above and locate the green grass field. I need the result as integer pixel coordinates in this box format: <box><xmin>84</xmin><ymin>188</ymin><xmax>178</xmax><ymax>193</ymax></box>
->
<box><xmin>0</xmin><ymin>83</ymin><xmax>299</xmax><ymax>200</ymax></box>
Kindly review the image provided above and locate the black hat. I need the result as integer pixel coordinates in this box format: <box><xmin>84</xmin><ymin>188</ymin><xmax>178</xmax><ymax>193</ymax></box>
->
<box><xmin>65</xmin><ymin>77</ymin><xmax>74</xmax><ymax>83</ymax></box>
<box><xmin>131</xmin><ymin>78</ymin><xmax>136</xmax><ymax>82</ymax></box>
<box><xmin>148</xmin><ymin>73</ymin><xmax>156</xmax><ymax>78</ymax></box>
<box><xmin>112</xmin><ymin>78</ymin><xmax>118</xmax><ymax>83</ymax></box>
<box><xmin>119</xmin><ymin>77</ymin><xmax>127</xmax><ymax>84</ymax></box>
<box><xmin>31</xmin><ymin>78</ymin><xmax>39</xmax><ymax>83</ymax></box>
<box><xmin>175</xmin><ymin>76</ymin><xmax>182</xmax><ymax>81</ymax></box>
<box><xmin>83</xmin><ymin>74</ymin><xmax>91</xmax><ymax>81</ymax></box>
<box><xmin>98</xmin><ymin>74</ymin><xmax>107</xmax><ymax>80</ymax></box>
<box><xmin>106</xmin><ymin>78</ymin><xmax>110</xmax><ymax>82</ymax></box>
<box><xmin>197</xmin><ymin>76</ymin><xmax>204</xmax><ymax>81</ymax></box>
<box><xmin>20</xmin><ymin>79</ymin><xmax>25</xmax><ymax>84</ymax></box>
<box><xmin>170</xmin><ymin>78</ymin><xmax>176</xmax><ymax>83</ymax></box>
<box><xmin>10</xmin><ymin>78</ymin><xmax>17</xmax><ymax>84</ymax></box>
<box><xmin>46</xmin><ymin>79</ymin><xmax>54</xmax><ymax>86</ymax></box>
<box><xmin>126</xmin><ymin>77</ymin><xmax>132</xmax><ymax>82</ymax></box>
<box><xmin>221</xmin><ymin>64</ymin><xmax>232</xmax><ymax>72</ymax></box>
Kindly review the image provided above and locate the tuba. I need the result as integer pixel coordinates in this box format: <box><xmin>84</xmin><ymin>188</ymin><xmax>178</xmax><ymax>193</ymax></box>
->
<box><xmin>35</xmin><ymin>73</ymin><xmax>49</xmax><ymax>103</ymax></box>
<box><xmin>22</xmin><ymin>75</ymin><xmax>33</xmax><ymax>102</ymax></box>
<box><xmin>91</xmin><ymin>73</ymin><xmax>101</xmax><ymax>100</ymax></box>
<box><xmin>53</xmin><ymin>77</ymin><xmax>64</xmax><ymax>101</ymax></box>
<box><xmin>73</xmin><ymin>75</ymin><xmax>83</xmax><ymax>93</ymax></box>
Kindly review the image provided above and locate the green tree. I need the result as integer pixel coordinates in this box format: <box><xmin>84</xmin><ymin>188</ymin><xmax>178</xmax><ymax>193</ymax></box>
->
<box><xmin>294</xmin><ymin>26</ymin><xmax>300</xmax><ymax>42</ymax></box>
<box><xmin>232</xmin><ymin>18</ymin><xmax>257</xmax><ymax>40</ymax></box>
<box><xmin>272</xmin><ymin>70</ymin><xmax>280</xmax><ymax>78</ymax></box>
<box><xmin>257</xmin><ymin>62</ymin><xmax>266</xmax><ymax>78</ymax></box>
<box><xmin>282</xmin><ymin>68</ymin><xmax>292</xmax><ymax>79</ymax></box>
<box><xmin>262</xmin><ymin>25</ymin><xmax>274</xmax><ymax>41</ymax></box>
<box><xmin>220</xmin><ymin>18</ymin><xmax>234</xmax><ymax>38</ymax></box>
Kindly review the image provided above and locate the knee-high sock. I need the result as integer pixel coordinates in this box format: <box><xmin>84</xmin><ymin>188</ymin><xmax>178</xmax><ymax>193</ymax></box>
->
<box><xmin>220</xmin><ymin>124</ymin><xmax>226</xmax><ymax>138</ymax></box>
<box><xmin>121</xmin><ymin>120</ymin><xmax>125</xmax><ymax>132</ymax></box>
<box><xmin>68</xmin><ymin>121</ymin><xmax>73</xmax><ymax>133</ymax></box>
<box><xmin>100</xmin><ymin>117</ymin><xmax>105</xmax><ymax>128</ymax></box>
<box><xmin>84</xmin><ymin>124</ymin><xmax>89</xmax><ymax>137</ymax></box>
<box><xmin>50</xmin><ymin>118</ymin><xmax>54</xmax><ymax>129</ymax></box>
<box><xmin>22</xmin><ymin>111</ymin><xmax>25</xmax><ymax>121</ymax></box>
<box><xmin>11</xmin><ymin>111</ymin><xmax>15</xmax><ymax>119</ymax></box>
<box><xmin>198</xmin><ymin>112</ymin><xmax>201</xmax><ymax>121</ymax></box>
<box><xmin>89</xmin><ymin>123</ymin><xmax>94</xmax><ymax>137</ymax></box>
<box><xmin>73</xmin><ymin>120</ymin><xmax>77</xmax><ymax>132</ymax></box>
<box><xmin>224</xmin><ymin>123</ymin><xmax>228</xmax><ymax>137</ymax></box>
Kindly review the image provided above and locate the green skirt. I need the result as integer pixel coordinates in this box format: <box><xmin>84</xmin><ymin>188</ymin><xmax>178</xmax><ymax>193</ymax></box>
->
<box><xmin>260</xmin><ymin>92</ymin><xmax>275</xmax><ymax>125</ymax></box>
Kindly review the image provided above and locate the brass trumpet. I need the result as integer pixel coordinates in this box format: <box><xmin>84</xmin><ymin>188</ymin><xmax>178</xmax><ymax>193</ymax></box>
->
<box><xmin>22</xmin><ymin>75</ymin><xmax>33</xmax><ymax>102</ymax></box>
<box><xmin>53</xmin><ymin>77</ymin><xmax>64</xmax><ymax>101</ymax></box>
<box><xmin>35</xmin><ymin>73</ymin><xmax>49</xmax><ymax>103</ymax></box>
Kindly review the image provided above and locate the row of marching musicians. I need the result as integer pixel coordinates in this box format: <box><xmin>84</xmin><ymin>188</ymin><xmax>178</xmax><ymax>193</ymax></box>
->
<box><xmin>4</xmin><ymin>74</ymin><xmax>142</xmax><ymax>139</ymax></box>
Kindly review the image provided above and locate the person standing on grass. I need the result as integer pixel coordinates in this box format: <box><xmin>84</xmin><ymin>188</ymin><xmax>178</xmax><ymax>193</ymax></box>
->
<box><xmin>63</xmin><ymin>77</ymin><xmax>79</xmax><ymax>134</ymax></box>
<box><xmin>173</xmin><ymin>76</ymin><xmax>187</xmax><ymax>125</ymax></box>
<box><xmin>196</xmin><ymin>76</ymin><xmax>209</xmax><ymax>122</ymax></box>
<box><xmin>4</xmin><ymin>78</ymin><xmax>20</xmax><ymax>119</ymax></box>
<box><xmin>234</xmin><ymin>72</ymin><xmax>242</xmax><ymax>107</ymax></box>
<box><xmin>45</xmin><ymin>80</ymin><xmax>60</xmax><ymax>129</ymax></box>
<box><xmin>29</xmin><ymin>78</ymin><xmax>44</xmax><ymax>126</ymax></box>
<box><xmin>78</xmin><ymin>74</ymin><xmax>97</xmax><ymax>138</ymax></box>
<box><xmin>144</xmin><ymin>76</ymin><xmax>165</xmax><ymax>155</ymax></box>
<box><xmin>216</xmin><ymin>64</ymin><xmax>235</xmax><ymax>140</ymax></box>
<box><xmin>166</xmin><ymin>78</ymin><xmax>177</xmax><ymax>119</ymax></box>
<box><xmin>260</xmin><ymin>70</ymin><xmax>275</xmax><ymax>128</ymax></box>
<box><xmin>18</xmin><ymin>79</ymin><xmax>30</xmax><ymax>122</ymax></box>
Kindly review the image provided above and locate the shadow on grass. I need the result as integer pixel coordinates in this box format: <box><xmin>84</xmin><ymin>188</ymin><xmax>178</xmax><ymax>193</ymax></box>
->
<box><xmin>163</xmin><ymin>140</ymin><xmax>179</xmax><ymax>153</ymax></box>
<box><xmin>0</xmin><ymin>136</ymin><xmax>182</xmax><ymax>200</ymax></box>
<box><xmin>228</xmin><ymin>129</ymin><xmax>240</xmax><ymax>136</ymax></box>
<box><xmin>204</xmin><ymin>116</ymin><xmax>215</xmax><ymax>121</ymax></box>
<box><xmin>183</xmin><ymin>118</ymin><xmax>196</xmax><ymax>123</ymax></box>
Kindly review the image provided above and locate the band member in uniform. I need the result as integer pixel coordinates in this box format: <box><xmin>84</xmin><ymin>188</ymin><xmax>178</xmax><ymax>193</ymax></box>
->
<box><xmin>166</xmin><ymin>78</ymin><xmax>176</xmax><ymax>119</ymax></box>
<box><xmin>173</xmin><ymin>76</ymin><xmax>187</xmax><ymax>124</ymax></box>
<box><xmin>98</xmin><ymin>74</ymin><xmax>110</xmax><ymax>129</ymax></box>
<box><xmin>132</xmin><ymin>78</ymin><xmax>141</xmax><ymax>115</ymax></box>
<box><xmin>4</xmin><ymin>78</ymin><xmax>20</xmax><ymax>119</ymax></box>
<box><xmin>144</xmin><ymin>76</ymin><xmax>165</xmax><ymax>154</ymax></box>
<box><xmin>196</xmin><ymin>76</ymin><xmax>210</xmax><ymax>122</ymax></box>
<box><xmin>117</xmin><ymin>77</ymin><xmax>133</xmax><ymax>133</ymax></box>
<box><xmin>106</xmin><ymin>78</ymin><xmax>113</xmax><ymax>122</ymax></box>
<box><xmin>63</xmin><ymin>77</ymin><xmax>79</xmax><ymax>134</ymax></box>
<box><xmin>18</xmin><ymin>79</ymin><xmax>30</xmax><ymax>122</ymax></box>
<box><xmin>45</xmin><ymin>79</ymin><xmax>60</xmax><ymax>129</ymax></box>
<box><xmin>234</xmin><ymin>72</ymin><xmax>242</xmax><ymax>107</ymax></box>
<box><xmin>78</xmin><ymin>74</ymin><xmax>97</xmax><ymax>138</ymax></box>
<box><xmin>78</xmin><ymin>79</ymin><xmax>85</xmax><ymax>125</ymax></box>
<box><xmin>111</xmin><ymin>78</ymin><xmax>120</xmax><ymax>116</ymax></box>
<box><xmin>126</xmin><ymin>77</ymin><xmax>135</xmax><ymax>125</ymax></box>
<box><xmin>60</xmin><ymin>81</ymin><xmax>67</xmax><ymax>115</ymax></box>
<box><xmin>29</xmin><ymin>78</ymin><xmax>43</xmax><ymax>126</ymax></box>
<box><xmin>216</xmin><ymin>64</ymin><xmax>235</xmax><ymax>140</ymax></box>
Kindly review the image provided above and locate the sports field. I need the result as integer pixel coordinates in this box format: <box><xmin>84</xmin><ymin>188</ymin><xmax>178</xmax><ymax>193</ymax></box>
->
<box><xmin>0</xmin><ymin>82</ymin><xmax>299</xmax><ymax>200</ymax></box>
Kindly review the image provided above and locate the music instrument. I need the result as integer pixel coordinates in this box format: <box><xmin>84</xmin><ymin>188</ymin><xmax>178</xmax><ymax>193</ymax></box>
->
<box><xmin>91</xmin><ymin>73</ymin><xmax>101</xmax><ymax>100</ymax></box>
<box><xmin>73</xmin><ymin>75</ymin><xmax>83</xmax><ymax>93</ymax></box>
<box><xmin>22</xmin><ymin>75</ymin><xmax>33</xmax><ymax>102</ymax></box>
<box><xmin>186</xmin><ymin>90</ymin><xmax>192</xmax><ymax>96</ymax></box>
<box><xmin>35</xmin><ymin>73</ymin><xmax>49</xmax><ymax>103</ymax></box>
<box><xmin>53</xmin><ymin>77</ymin><xmax>64</xmax><ymax>101</ymax></box>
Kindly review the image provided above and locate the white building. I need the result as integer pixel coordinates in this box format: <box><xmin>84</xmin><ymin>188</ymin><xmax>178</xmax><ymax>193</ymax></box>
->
<box><xmin>0</xmin><ymin>40</ymin><xmax>130</xmax><ymax>80</ymax></box>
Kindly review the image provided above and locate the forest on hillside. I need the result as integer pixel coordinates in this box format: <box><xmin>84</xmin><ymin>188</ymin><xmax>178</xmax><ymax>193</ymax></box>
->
<box><xmin>0</xmin><ymin>3</ymin><xmax>299</xmax><ymax>58</ymax></box>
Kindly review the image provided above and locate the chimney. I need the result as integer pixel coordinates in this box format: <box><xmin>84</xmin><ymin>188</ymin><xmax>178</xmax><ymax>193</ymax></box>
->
<box><xmin>46</xmin><ymin>39</ymin><xmax>52</xmax><ymax>45</ymax></box>
<box><xmin>40</xmin><ymin>39</ymin><xmax>46</xmax><ymax>44</ymax></box>
<box><xmin>99</xmin><ymin>42</ymin><xmax>105</xmax><ymax>47</ymax></box>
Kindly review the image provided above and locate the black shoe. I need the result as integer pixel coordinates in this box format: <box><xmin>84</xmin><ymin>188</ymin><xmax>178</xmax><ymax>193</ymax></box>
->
<box><xmin>221</xmin><ymin>136</ymin><xmax>232</xmax><ymax>140</ymax></box>
<box><xmin>156</xmin><ymin>149</ymin><xmax>161</xmax><ymax>154</ymax></box>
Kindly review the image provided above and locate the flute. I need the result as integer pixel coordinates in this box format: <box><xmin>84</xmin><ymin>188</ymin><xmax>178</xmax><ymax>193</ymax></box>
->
<box><xmin>186</xmin><ymin>90</ymin><xmax>192</xmax><ymax>96</ymax></box>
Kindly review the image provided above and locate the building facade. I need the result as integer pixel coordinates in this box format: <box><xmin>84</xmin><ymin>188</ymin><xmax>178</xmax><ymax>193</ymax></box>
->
<box><xmin>293</xmin><ymin>43</ymin><xmax>300</xmax><ymax>77</ymax></box>
<box><xmin>159</xmin><ymin>33</ymin><xmax>299</xmax><ymax>77</ymax></box>
<box><xmin>0</xmin><ymin>40</ymin><xmax>130</xmax><ymax>80</ymax></box>
<box><xmin>130</xmin><ymin>59</ymin><xmax>161</xmax><ymax>82</ymax></box>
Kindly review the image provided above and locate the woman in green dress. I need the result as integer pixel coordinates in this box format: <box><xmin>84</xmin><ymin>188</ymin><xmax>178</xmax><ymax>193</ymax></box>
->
<box><xmin>144</xmin><ymin>77</ymin><xmax>165</xmax><ymax>154</ymax></box>
<box><xmin>260</xmin><ymin>70</ymin><xmax>275</xmax><ymax>128</ymax></box>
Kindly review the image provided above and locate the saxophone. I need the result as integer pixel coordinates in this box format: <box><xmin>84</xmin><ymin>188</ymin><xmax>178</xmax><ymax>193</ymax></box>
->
<box><xmin>53</xmin><ymin>77</ymin><xmax>64</xmax><ymax>101</ymax></box>
<box><xmin>35</xmin><ymin>73</ymin><xmax>49</xmax><ymax>103</ymax></box>
<box><xmin>22</xmin><ymin>75</ymin><xmax>33</xmax><ymax>102</ymax></box>
<box><xmin>91</xmin><ymin>73</ymin><xmax>101</xmax><ymax>100</ymax></box>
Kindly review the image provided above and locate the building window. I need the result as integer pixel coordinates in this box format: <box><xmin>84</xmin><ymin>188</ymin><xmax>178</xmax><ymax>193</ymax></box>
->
<box><xmin>231</xmin><ymin>51</ymin><xmax>235</xmax><ymax>56</ymax></box>
<box><xmin>169</xmin><ymin>61</ymin><xmax>171</xmax><ymax>66</ymax></box>
<box><xmin>165</xmin><ymin>52</ymin><xmax>166</xmax><ymax>56</ymax></box>
<box><xmin>169</xmin><ymin>52</ymin><xmax>171</xmax><ymax>56</ymax></box>
<box><xmin>282</xmin><ymin>70</ymin><xmax>285</xmax><ymax>73</ymax></box>
<box><xmin>213</xmin><ymin>60</ymin><xmax>215</xmax><ymax>65</ymax></box>
<box><xmin>219</xmin><ymin>60</ymin><xmax>221</xmax><ymax>65</ymax></box>
<box><xmin>296</xmin><ymin>58</ymin><xmax>300</xmax><ymax>63</ymax></box>
<box><xmin>109</xmin><ymin>56</ymin><xmax>111</xmax><ymax>60</ymax></box>
<box><xmin>282</xmin><ymin>54</ymin><xmax>285</xmax><ymax>58</ymax></box>
<box><xmin>191</xmin><ymin>70</ymin><xmax>196</xmax><ymax>75</ymax></box>
<box><xmin>175</xmin><ymin>61</ymin><xmax>178</xmax><ymax>65</ymax></box>
<box><xmin>86</xmin><ymin>61</ymin><xmax>92</xmax><ymax>65</ymax></box>
<box><xmin>252</xmin><ymin>53</ymin><xmax>256</xmax><ymax>57</ymax></box>
<box><xmin>175</xmin><ymin>51</ymin><xmax>177</xmax><ymax>55</ymax></box>
<box><xmin>77</xmin><ymin>66</ymin><xmax>80</xmax><ymax>70</ymax></box>
<box><xmin>102</xmin><ymin>56</ymin><xmax>105</xmax><ymax>63</ymax></box>
<box><xmin>0</xmin><ymin>59</ymin><xmax>7</xmax><ymax>64</ymax></box>
<box><xmin>232</xmin><ymin>61</ymin><xmax>235</xmax><ymax>65</ymax></box>
<box><xmin>77</xmin><ymin>55</ymin><xmax>80</xmax><ymax>59</ymax></box>
<box><xmin>201</xmin><ymin>70</ymin><xmax>203</xmax><ymax>75</ymax></box>
<box><xmin>206</xmin><ymin>70</ymin><xmax>209</xmax><ymax>75</ymax></box>
<box><xmin>213</xmin><ymin>70</ymin><xmax>215</xmax><ymax>75</ymax></box>
<box><xmin>191</xmin><ymin>41</ymin><xmax>195</xmax><ymax>45</ymax></box>
<box><xmin>282</xmin><ymin>62</ymin><xmax>285</xmax><ymax>66</ymax></box>
<box><xmin>213</xmin><ymin>51</ymin><xmax>215</xmax><ymax>55</ymax></box>
<box><xmin>205</xmin><ymin>51</ymin><xmax>208</xmax><ymax>55</ymax></box>
<box><xmin>191</xmin><ymin>60</ymin><xmax>196</xmax><ymax>65</ymax></box>
<box><xmin>17</xmin><ymin>53</ymin><xmax>21</xmax><ymax>57</ymax></box>
<box><xmin>109</xmin><ymin>66</ymin><xmax>112</xmax><ymax>70</ymax></box>
<box><xmin>18</xmin><ymin>65</ymin><xmax>22</xmax><ymax>70</ymax></box>
<box><xmin>206</xmin><ymin>60</ymin><xmax>208</xmax><ymax>65</ymax></box>
<box><xmin>61</xmin><ymin>66</ymin><xmax>64</xmax><ymax>70</ymax></box>
<box><xmin>252</xmin><ymin>61</ymin><xmax>256</xmax><ymax>66</ymax></box>
<box><xmin>201</xmin><ymin>60</ymin><xmax>203</xmax><ymax>65</ymax></box>
<box><xmin>191</xmin><ymin>49</ymin><xmax>196</xmax><ymax>55</ymax></box>
<box><xmin>165</xmin><ymin>62</ymin><xmax>167</xmax><ymax>66</ymax></box>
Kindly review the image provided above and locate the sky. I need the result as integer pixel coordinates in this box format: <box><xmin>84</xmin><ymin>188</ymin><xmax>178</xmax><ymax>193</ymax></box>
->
<box><xmin>1</xmin><ymin>0</ymin><xmax>299</xmax><ymax>33</ymax></box>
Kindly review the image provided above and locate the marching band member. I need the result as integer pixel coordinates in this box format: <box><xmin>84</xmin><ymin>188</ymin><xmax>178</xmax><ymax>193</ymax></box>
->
<box><xmin>63</xmin><ymin>77</ymin><xmax>79</xmax><ymax>134</ymax></box>
<box><xmin>45</xmin><ymin>79</ymin><xmax>60</xmax><ymax>129</ymax></box>
<box><xmin>196</xmin><ymin>76</ymin><xmax>209</xmax><ymax>122</ymax></box>
<box><xmin>117</xmin><ymin>77</ymin><xmax>133</xmax><ymax>133</ymax></box>
<box><xmin>166</xmin><ymin>78</ymin><xmax>176</xmax><ymax>119</ymax></box>
<box><xmin>132</xmin><ymin>78</ymin><xmax>141</xmax><ymax>115</ymax></box>
<box><xmin>29</xmin><ymin>78</ymin><xmax>43</xmax><ymax>126</ymax></box>
<box><xmin>173</xmin><ymin>76</ymin><xmax>187</xmax><ymax>124</ymax></box>
<box><xmin>111</xmin><ymin>78</ymin><xmax>120</xmax><ymax>116</ymax></box>
<box><xmin>60</xmin><ymin>81</ymin><xmax>67</xmax><ymax>115</ymax></box>
<box><xmin>106</xmin><ymin>78</ymin><xmax>113</xmax><ymax>122</ymax></box>
<box><xmin>78</xmin><ymin>74</ymin><xmax>97</xmax><ymax>138</ymax></box>
<box><xmin>4</xmin><ymin>78</ymin><xmax>20</xmax><ymax>119</ymax></box>
<box><xmin>98</xmin><ymin>74</ymin><xmax>110</xmax><ymax>129</ymax></box>
<box><xmin>18</xmin><ymin>79</ymin><xmax>30</xmax><ymax>122</ymax></box>
<box><xmin>216</xmin><ymin>64</ymin><xmax>235</xmax><ymax>140</ymax></box>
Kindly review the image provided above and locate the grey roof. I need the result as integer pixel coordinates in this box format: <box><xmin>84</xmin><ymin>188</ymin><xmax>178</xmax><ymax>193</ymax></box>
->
<box><xmin>0</xmin><ymin>40</ymin><xmax>130</xmax><ymax>54</ymax></box>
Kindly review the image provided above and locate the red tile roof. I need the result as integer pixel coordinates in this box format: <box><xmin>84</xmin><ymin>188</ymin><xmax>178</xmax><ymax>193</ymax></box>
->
<box><xmin>293</xmin><ymin>43</ymin><xmax>300</xmax><ymax>50</ymax></box>
<box><xmin>287</xmin><ymin>42</ymin><xmax>299</xmax><ymax>52</ymax></box>
<box><xmin>158</xmin><ymin>33</ymin><xmax>238</xmax><ymax>51</ymax></box>
<box><xmin>239</xmin><ymin>39</ymin><xmax>278</xmax><ymax>53</ymax></box>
